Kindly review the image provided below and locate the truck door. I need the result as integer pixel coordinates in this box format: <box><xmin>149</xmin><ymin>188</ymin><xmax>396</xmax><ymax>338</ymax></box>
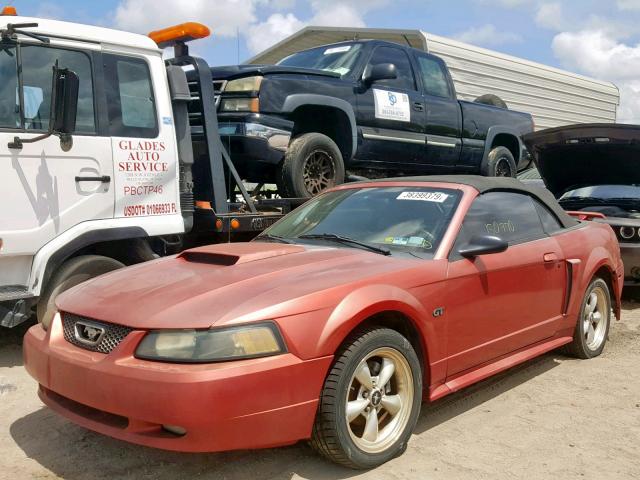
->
<box><xmin>0</xmin><ymin>41</ymin><xmax>113</xmax><ymax>288</ymax></box>
<box><xmin>354</xmin><ymin>45</ymin><xmax>425</xmax><ymax>169</ymax></box>
<box><xmin>414</xmin><ymin>52</ymin><xmax>462</xmax><ymax>170</ymax></box>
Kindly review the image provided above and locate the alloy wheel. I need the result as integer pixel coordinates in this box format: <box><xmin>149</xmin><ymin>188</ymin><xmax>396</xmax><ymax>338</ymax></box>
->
<box><xmin>495</xmin><ymin>157</ymin><xmax>512</xmax><ymax>177</ymax></box>
<box><xmin>345</xmin><ymin>347</ymin><xmax>414</xmax><ymax>454</ymax></box>
<box><xmin>302</xmin><ymin>150</ymin><xmax>337</xmax><ymax>195</ymax></box>
<box><xmin>583</xmin><ymin>286</ymin><xmax>608</xmax><ymax>351</ymax></box>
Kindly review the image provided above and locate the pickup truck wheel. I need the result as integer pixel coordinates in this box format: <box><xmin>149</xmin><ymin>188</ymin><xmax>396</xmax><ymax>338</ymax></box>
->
<box><xmin>310</xmin><ymin>327</ymin><xmax>422</xmax><ymax>469</ymax></box>
<box><xmin>483</xmin><ymin>146</ymin><xmax>516</xmax><ymax>177</ymax></box>
<box><xmin>37</xmin><ymin>255</ymin><xmax>125</xmax><ymax>329</ymax></box>
<box><xmin>279</xmin><ymin>133</ymin><xmax>345</xmax><ymax>198</ymax></box>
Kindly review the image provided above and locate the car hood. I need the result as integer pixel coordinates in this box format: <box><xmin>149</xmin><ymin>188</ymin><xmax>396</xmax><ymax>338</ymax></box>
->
<box><xmin>56</xmin><ymin>242</ymin><xmax>420</xmax><ymax>330</ymax></box>
<box><xmin>523</xmin><ymin>123</ymin><xmax>640</xmax><ymax>197</ymax></box>
<box><xmin>207</xmin><ymin>64</ymin><xmax>341</xmax><ymax>81</ymax></box>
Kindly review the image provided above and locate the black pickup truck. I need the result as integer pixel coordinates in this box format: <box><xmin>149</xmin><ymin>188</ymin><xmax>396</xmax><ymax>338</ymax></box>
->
<box><xmin>211</xmin><ymin>40</ymin><xmax>534</xmax><ymax>197</ymax></box>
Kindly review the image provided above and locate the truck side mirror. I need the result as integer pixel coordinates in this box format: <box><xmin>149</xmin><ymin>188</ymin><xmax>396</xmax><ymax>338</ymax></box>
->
<box><xmin>51</xmin><ymin>67</ymin><xmax>79</xmax><ymax>135</ymax></box>
<box><xmin>362</xmin><ymin>63</ymin><xmax>397</xmax><ymax>86</ymax></box>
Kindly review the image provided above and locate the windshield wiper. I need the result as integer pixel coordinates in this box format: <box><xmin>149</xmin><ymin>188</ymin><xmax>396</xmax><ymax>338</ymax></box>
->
<box><xmin>254</xmin><ymin>234</ymin><xmax>295</xmax><ymax>244</ymax></box>
<box><xmin>298</xmin><ymin>233</ymin><xmax>391</xmax><ymax>256</ymax></box>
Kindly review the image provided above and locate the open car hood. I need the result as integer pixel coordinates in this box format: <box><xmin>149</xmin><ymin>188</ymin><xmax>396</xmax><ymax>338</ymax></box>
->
<box><xmin>523</xmin><ymin>124</ymin><xmax>640</xmax><ymax>197</ymax></box>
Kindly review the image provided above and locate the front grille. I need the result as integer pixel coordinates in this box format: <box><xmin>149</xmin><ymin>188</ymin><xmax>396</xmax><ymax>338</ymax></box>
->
<box><xmin>62</xmin><ymin>313</ymin><xmax>133</xmax><ymax>354</ymax></box>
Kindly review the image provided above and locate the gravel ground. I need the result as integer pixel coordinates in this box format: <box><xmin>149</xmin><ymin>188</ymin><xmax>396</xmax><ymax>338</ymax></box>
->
<box><xmin>0</xmin><ymin>301</ymin><xmax>638</xmax><ymax>480</ymax></box>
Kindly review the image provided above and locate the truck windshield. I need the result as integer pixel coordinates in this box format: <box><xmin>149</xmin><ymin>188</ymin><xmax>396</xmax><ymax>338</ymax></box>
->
<box><xmin>256</xmin><ymin>186</ymin><xmax>461</xmax><ymax>257</ymax></box>
<box><xmin>277</xmin><ymin>43</ymin><xmax>363</xmax><ymax>76</ymax></box>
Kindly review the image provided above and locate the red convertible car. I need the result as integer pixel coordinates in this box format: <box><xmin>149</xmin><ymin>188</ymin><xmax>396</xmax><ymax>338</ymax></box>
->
<box><xmin>24</xmin><ymin>176</ymin><xmax>623</xmax><ymax>469</ymax></box>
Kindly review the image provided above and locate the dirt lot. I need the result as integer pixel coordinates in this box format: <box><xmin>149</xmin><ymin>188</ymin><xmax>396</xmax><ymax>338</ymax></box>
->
<box><xmin>1</xmin><ymin>303</ymin><xmax>639</xmax><ymax>480</ymax></box>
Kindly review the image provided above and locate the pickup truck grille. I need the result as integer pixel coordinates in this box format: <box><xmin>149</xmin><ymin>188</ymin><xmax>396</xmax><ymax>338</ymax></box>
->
<box><xmin>62</xmin><ymin>313</ymin><xmax>133</xmax><ymax>354</ymax></box>
<box><xmin>187</xmin><ymin>79</ymin><xmax>226</xmax><ymax>131</ymax></box>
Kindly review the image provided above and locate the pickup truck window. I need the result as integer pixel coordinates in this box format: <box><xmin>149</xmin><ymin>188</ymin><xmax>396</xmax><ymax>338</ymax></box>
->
<box><xmin>277</xmin><ymin>43</ymin><xmax>363</xmax><ymax>76</ymax></box>
<box><xmin>416</xmin><ymin>54</ymin><xmax>451</xmax><ymax>98</ymax></box>
<box><xmin>0</xmin><ymin>45</ymin><xmax>18</xmax><ymax>128</ymax></box>
<box><xmin>104</xmin><ymin>54</ymin><xmax>158</xmax><ymax>138</ymax></box>
<box><xmin>367</xmin><ymin>46</ymin><xmax>416</xmax><ymax>91</ymax></box>
<box><xmin>0</xmin><ymin>44</ymin><xmax>95</xmax><ymax>133</ymax></box>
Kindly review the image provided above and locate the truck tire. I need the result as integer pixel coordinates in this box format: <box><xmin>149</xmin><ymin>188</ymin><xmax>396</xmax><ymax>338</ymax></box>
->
<box><xmin>37</xmin><ymin>255</ymin><xmax>125</xmax><ymax>329</ymax></box>
<box><xmin>278</xmin><ymin>133</ymin><xmax>345</xmax><ymax>198</ymax></box>
<box><xmin>482</xmin><ymin>146</ymin><xmax>517</xmax><ymax>177</ymax></box>
<box><xmin>474</xmin><ymin>94</ymin><xmax>508</xmax><ymax>109</ymax></box>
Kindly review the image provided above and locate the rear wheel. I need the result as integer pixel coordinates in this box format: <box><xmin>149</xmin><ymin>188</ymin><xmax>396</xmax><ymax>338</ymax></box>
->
<box><xmin>310</xmin><ymin>327</ymin><xmax>422</xmax><ymax>469</ymax></box>
<box><xmin>482</xmin><ymin>146</ymin><xmax>516</xmax><ymax>177</ymax></box>
<box><xmin>278</xmin><ymin>132</ymin><xmax>345</xmax><ymax>198</ymax></box>
<box><xmin>37</xmin><ymin>255</ymin><xmax>125</xmax><ymax>329</ymax></box>
<box><xmin>562</xmin><ymin>277</ymin><xmax>611</xmax><ymax>359</ymax></box>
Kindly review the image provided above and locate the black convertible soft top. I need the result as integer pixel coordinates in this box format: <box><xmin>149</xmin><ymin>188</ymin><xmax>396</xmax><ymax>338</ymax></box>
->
<box><xmin>362</xmin><ymin>175</ymin><xmax>579</xmax><ymax>229</ymax></box>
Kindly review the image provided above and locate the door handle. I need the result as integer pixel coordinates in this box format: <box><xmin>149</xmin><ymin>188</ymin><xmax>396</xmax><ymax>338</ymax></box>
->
<box><xmin>543</xmin><ymin>252</ymin><xmax>559</xmax><ymax>263</ymax></box>
<box><xmin>413</xmin><ymin>102</ymin><xmax>424</xmax><ymax>111</ymax></box>
<box><xmin>75</xmin><ymin>175</ymin><xmax>111</xmax><ymax>183</ymax></box>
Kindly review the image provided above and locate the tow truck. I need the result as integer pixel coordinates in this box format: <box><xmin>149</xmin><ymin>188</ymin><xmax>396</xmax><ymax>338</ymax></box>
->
<box><xmin>0</xmin><ymin>8</ymin><xmax>300</xmax><ymax>328</ymax></box>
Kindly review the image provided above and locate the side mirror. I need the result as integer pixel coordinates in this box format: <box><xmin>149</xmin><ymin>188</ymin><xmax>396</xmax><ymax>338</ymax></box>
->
<box><xmin>362</xmin><ymin>63</ymin><xmax>397</xmax><ymax>86</ymax></box>
<box><xmin>51</xmin><ymin>66</ymin><xmax>79</xmax><ymax>135</ymax></box>
<box><xmin>458</xmin><ymin>235</ymin><xmax>508</xmax><ymax>259</ymax></box>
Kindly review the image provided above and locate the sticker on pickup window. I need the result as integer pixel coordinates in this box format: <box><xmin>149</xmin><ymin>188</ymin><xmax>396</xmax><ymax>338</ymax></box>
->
<box><xmin>397</xmin><ymin>191</ymin><xmax>449</xmax><ymax>202</ymax></box>
<box><xmin>373</xmin><ymin>89</ymin><xmax>410</xmax><ymax>122</ymax></box>
<box><xmin>324</xmin><ymin>45</ymin><xmax>351</xmax><ymax>55</ymax></box>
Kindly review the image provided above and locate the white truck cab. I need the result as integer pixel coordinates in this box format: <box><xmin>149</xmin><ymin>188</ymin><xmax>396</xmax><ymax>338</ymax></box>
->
<box><xmin>0</xmin><ymin>10</ymin><xmax>291</xmax><ymax>328</ymax></box>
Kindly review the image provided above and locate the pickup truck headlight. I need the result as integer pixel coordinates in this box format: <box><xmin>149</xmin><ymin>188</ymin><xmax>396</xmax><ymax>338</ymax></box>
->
<box><xmin>135</xmin><ymin>322</ymin><xmax>286</xmax><ymax>363</ymax></box>
<box><xmin>220</xmin><ymin>98</ymin><xmax>260</xmax><ymax>112</ymax></box>
<box><xmin>223</xmin><ymin>76</ymin><xmax>263</xmax><ymax>92</ymax></box>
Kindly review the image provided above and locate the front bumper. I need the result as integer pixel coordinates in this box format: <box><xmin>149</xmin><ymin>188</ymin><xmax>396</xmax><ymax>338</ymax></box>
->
<box><xmin>215</xmin><ymin>114</ymin><xmax>292</xmax><ymax>182</ymax></box>
<box><xmin>620</xmin><ymin>242</ymin><xmax>640</xmax><ymax>286</ymax></box>
<box><xmin>23</xmin><ymin>317</ymin><xmax>332</xmax><ymax>452</ymax></box>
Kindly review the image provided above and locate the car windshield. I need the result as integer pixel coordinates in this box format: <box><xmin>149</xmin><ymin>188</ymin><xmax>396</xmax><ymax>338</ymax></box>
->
<box><xmin>255</xmin><ymin>187</ymin><xmax>461</xmax><ymax>257</ymax></box>
<box><xmin>560</xmin><ymin>185</ymin><xmax>640</xmax><ymax>201</ymax></box>
<box><xmin>276</xmin><ymin>43</ymin><xmax>364</xmax><ymax>76</ymax></box>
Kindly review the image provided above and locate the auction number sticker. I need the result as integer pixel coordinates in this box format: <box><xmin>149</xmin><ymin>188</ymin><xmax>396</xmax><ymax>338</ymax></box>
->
<box><xmin>373</xmin><ymin>89</ymin><xmax>410</xmax><ymax>122</ymax></box>
<box><xmin>397</xmin><ymin>191</ymin><xmax>449</xmax><ymax>203</ymax></box>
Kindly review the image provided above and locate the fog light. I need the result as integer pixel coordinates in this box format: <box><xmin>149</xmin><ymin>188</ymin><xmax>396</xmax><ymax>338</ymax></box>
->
<box><xmin>620</xmin><ymin>226</ymin><xmax>635</xmax><ymax>239</ymax></box>
<box><xmin>162</xmin><ymin>425</ymin><xmax>187</xmax><ymax>436</ymax></box>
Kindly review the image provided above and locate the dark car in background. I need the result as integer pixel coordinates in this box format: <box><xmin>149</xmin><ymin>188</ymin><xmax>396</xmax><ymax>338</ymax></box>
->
<box><xmin>209</xmin><ymin>40</ymin><xmax>534</xmax><ymax>197</ymax></box>
<box><xmin>524</xmin><ymin>124</ymin><xmax>640</xmax><ymax>289</ymax></box>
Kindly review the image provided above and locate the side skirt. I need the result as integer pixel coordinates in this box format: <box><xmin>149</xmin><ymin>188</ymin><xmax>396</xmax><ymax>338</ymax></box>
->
<box><xmin>429</xmin><ymin>335</ymin><xmax>573</xmax><ymax>402</ymax></box>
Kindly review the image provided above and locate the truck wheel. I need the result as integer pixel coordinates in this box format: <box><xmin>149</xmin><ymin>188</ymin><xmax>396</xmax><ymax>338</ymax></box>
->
<box><xmin>37</xmin><ymin>255</ymin><xmax>125</xmax><ymax>329</ymax></box>
<box><xmin>483</xmin><ymin>146</ymin><xmax>517</xmax><ymax>177</ymax></box>
<box><xmin>310</xmin><ymin>327</ymin><xmax>422</xmax><ymax>469</ymax></box>
<box><xmin>278</xmin><ymin>133</ymin><xmax>345</xmax><ymax>198</ymax></box>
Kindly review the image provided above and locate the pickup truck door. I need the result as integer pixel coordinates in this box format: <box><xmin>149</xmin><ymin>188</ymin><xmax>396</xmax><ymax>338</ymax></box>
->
<box><xmin>0</xmin><ymin>41</ymin><xmax>114</xmax><ymax>290</ymax></box>
<box><xmin>444</xmin><ymin>191</ymin><xmax>566</xmax><ymax>377</ymax></box>
<box><xmin>413</xmin><ymin>52</ymin><xmax>462</xmax><ymax>169</ymax></box>
<box><xmin>354</xmin><ymin>45</ymin><xmax>426</xmax><ymax>168</ymax></box>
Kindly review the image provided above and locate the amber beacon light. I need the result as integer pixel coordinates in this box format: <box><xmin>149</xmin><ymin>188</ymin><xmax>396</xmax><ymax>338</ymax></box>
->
<box><xmin>148</xmin><ymin>22</ymin><xmax>210</xmax><ymax>48</ymax></box>
<box><xmin>1</xmin><ymin>6</ymin><xmax>17</xmax><ymax>15</ymax></box>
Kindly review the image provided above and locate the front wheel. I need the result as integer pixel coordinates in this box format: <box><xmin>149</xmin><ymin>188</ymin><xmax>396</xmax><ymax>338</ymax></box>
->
<box><xmin>278</xmin><ymin>132</ymin><xmax>345</xmax><ymax>198</ymax></box>
<box><xmin>310</xmin><ymin>327</ymin><xmax>422</xmax><ymax>469</ymax></box>
<box><xmin>562</xmin><ymin>277</ymin><xmax>611</xmax><ymax>359</ymax></box>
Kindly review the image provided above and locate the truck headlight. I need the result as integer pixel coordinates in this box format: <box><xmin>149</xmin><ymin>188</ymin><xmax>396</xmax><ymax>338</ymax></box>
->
<box><xmin>220</xmin><ymin>97</ymin><xmax>260</xmax><ymax>112</ymax></box>
<box><xmin>135</xmin><ymin>322</ymin><xmax>286</xmax><ymax>363</ymax></box>
<box><xmin>223</xmin><ymin>76</ymin><xmax>263</xmax><ymax>92</ymax></box>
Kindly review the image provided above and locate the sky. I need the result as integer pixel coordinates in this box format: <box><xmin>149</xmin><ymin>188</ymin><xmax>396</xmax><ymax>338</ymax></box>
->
<box><xmin>10</xmin><ymin>0</ymin><xmax>640</xmax><ymax>122</ymax></box>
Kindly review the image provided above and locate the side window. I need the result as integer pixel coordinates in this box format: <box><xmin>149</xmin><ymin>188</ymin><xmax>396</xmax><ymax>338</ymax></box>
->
<box><xmin>104</xmin><ymin>54</ymin><xmax>158</xmax><ymax>138</ymax></box>
<box><xmin>453</xmin><ymin>192</ymin><xmax>546</xmax><ymax>257</ymax></box>
<box><xmin>0</xmin><ymin>45</ymin><xmax>18</xmax><ymax>128</ymax></box>
<box><xmin>416</xmin><ymin>55</ymin><xmax>451</xmax><ymax>98</ymax></box>
<box><xmin>534</xmin><ymin>199</ymin><xmax>563</xmax><ymax>233</ymax></box>
<box><xmin>367</xmin><ymin>46</ymin><xmax>416</xmax><ymax>91</ymax></box>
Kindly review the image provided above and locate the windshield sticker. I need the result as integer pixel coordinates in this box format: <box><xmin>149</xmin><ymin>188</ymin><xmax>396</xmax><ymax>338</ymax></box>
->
<box><xmin>397</xmin><ymin>191</ymin><xmax>449</xmax><ymax>203</ymax></box>
<box><xmin>373</xmin><ymin>89</ymin><xmax>410</xmax><ymax>122</ymax></box>
<box><xmin>324</xmin><ymin>45</ymin><xmax>352</xmax><ymax>55</ymax></box>
<box><xmin>383</xmin><ymin>236</ymin><xmax>433</xmax><ymax>248</ymax></box>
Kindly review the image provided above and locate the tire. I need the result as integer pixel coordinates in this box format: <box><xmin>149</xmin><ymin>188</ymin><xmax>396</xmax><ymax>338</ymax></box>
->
<box><xmin>37</xmin><ymin>255</ymin><xmax>125</xmax><ymax>329</ymax></box>
<box><xmin>278</xmin><ymin>132</ymin><xmax>345</xmax><ymax>198</ymax></box>
<box><xmin>310</xmin><ymin>327</ymin><xmax>422</xmax><ymax>469</ymax></box>
<box><xmin>482</xmin><ymin>146</ymin><xmax>517</xmax><ymax>177</ymax></box>
<box><xmin>562</xmin><ymin>277</ymin><xmax>611</xmax><ymax>359</ymax></box>
<box><xmin>474</xmin><ymin>94</ymin><xmax>508</xmax><ymax>109</ymax></box>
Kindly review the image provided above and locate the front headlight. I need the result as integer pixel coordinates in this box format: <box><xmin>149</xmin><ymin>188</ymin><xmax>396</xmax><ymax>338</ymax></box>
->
<box><xmin>223</xmin><ymin>76</ymin><xmax>263</xmax><ymax>92</ymax></box>
<box><xmin>135</xmin><ymin>322</ymin><xmax>286</xmax><ymax>363</ymax></box>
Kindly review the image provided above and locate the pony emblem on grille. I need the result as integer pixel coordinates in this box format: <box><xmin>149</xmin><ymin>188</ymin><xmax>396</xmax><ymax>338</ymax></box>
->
<box><xmin>74</xmin><ymin>320</ymin><xmax>106</xmax><ymax>346</ymax></box>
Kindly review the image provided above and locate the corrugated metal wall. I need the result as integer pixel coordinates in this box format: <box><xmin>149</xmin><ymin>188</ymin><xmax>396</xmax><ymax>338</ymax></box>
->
<box><xmin>424</xmin><ymin>33</ymin><xmax>619</xmax><ymax>130</ymax></box>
